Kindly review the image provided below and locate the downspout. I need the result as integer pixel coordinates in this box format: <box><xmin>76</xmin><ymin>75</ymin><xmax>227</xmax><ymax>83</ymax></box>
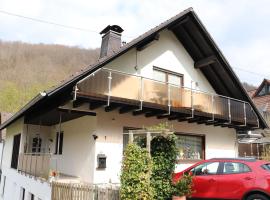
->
<box><xmin>0</xmin><ymin>139</ymin><xmax>5</xmax><ymax>176</ymax></box>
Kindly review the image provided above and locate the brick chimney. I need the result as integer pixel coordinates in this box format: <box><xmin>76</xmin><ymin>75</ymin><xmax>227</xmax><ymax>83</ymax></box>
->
<box><xmin>99</xmin><ymin>25</ymin><xmax>124</xmax><ymax>59</ymax></box>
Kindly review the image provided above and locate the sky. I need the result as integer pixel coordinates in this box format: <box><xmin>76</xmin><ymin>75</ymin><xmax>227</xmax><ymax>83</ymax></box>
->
<box><xmin>0</xmin><ymin>0</ymin><xmax>270</xmax><ymax>86</ymax></box>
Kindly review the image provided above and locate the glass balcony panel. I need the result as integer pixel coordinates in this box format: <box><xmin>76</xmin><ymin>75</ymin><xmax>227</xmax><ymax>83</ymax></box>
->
<box><xmin>193</xmin><ymin>91</ymin><xmax>212</xmax><ymax>117</ymax></box>
<box><xmin>110</xmin><ymin>72</ymin><xmax>140</xmax><ymax>101</ymax></box>
<box><xmin>181</xmin><ymin>88</ymin><xmax>191</xmax><ymax>108</ymax></box>
<box><xmin>231</xmin><ymin>100</ymin><xmax>245</xmax><ymax>123</ymax></box>
<box><xmin>214</xmin><ymin>96</ymin><xmax>229</xmax><ymax>120</ymax></box>
<box><xmin>246</xmin><ymin>104</ymin><xmax>258</xmax><ymax>125</ymax></box>
<box><xmin>77</xmin><ymin>70</ymin><xmax>109</xmax><ymax>96</ymax></box>
<box><xmin>143</xmin><ymin>79</ymin><xmax>168</xmax><ymax>106</ymax></box>
<box><xmin>170</xmin><ymin>85</ymin><xmax>182</xmax><ymax>108</ymax></box>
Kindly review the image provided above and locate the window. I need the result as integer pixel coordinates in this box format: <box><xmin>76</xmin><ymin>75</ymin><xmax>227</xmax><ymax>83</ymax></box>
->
<box><xmin>153</xmin><ymin>66</ymin><xmax>183</xmax><ymax>86</ymax></box>
<box><xmin>123</xmin><ymin>127</ymin><xmax>144</xmax><ymax>152</ymax></box>
<box><xmin>32</xmin><ymin>137</ymin><xmax>42</xmax><ymax>153</ymax></box>
<box><xmin>20</xmin><ymin>187</ymin><xmax>25</xmax><ymax>200</ymax></box>
<box><xmin>222</xmin><ymin>162</ymin><xmax>251</xmax><ymax>174</ymax></box>
<box><xmin>55</xmin><ymin>132</ymin><xmax>64</xmax><ymax>155</ymax></box>
<box><xmin>191</xmin><ymin>162</ymin><xmax>220</xmax><ymax>176</ymax></box>
<box><xmin>175</xmin><ymin>134</ymin><xmax>205</xmax><ymax>161</ymax></box>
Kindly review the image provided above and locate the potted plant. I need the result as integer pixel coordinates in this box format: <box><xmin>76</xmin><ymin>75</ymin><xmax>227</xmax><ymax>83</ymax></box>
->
<box><xmin>172</xmin><ymin>173</ymin><xmax>193</xmax><ymax>200</ymax></box>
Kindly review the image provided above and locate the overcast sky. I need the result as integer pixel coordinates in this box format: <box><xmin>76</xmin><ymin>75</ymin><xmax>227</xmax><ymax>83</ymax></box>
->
<box><xmin>0</xmin><ymin>0</ymin><xmax>270</xmax><ymax>86</ymax></box>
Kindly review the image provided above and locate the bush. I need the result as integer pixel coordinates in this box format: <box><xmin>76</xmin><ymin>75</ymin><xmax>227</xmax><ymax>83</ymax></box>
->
<box><xmin>173</xmin><ymin>174</ymin><xmax>193</xmax><ymax>197</ymax></box>
<box><xmin>150</xmin><ymin>135</ymin><xmax>178</xmax><ymax>199</ymax></box>
<box><xmin>120</xmin><ymin>143</ymin><xmax>153</xmax><ymax>200</ymax></box>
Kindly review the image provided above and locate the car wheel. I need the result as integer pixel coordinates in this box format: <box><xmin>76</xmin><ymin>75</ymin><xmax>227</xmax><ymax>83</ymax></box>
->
<box><xmin>246</xmin><ymin>194</ymin><xmax>269</xmax><ymax>200</ymax></box>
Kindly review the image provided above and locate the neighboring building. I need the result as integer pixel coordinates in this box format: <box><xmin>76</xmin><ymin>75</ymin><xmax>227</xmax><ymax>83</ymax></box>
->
<box><xmin>248</xmin><ymin>79</ymin><xmax>270</xmax><ymax>125</ymax></box>
<box><xmin>238</xmin><ymin>79</ymin><xmax>270</xmax><ymax>158</ymax></box>
<box><xmin>0</xmin><ymin>8</ymin><xmax>267</xmax><ymax>200</ymax></box>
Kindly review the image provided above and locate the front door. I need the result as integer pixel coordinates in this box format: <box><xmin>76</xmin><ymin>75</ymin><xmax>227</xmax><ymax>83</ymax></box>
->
<box><xmin>11</xmin><ymin>134</ymin><xmax>21</xmax><ymax>169</ymax></box>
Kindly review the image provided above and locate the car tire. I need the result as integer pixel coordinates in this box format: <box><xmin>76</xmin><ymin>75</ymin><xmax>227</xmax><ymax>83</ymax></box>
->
<box><xmin>246</xmin><ymin>194</ymin><xmax>269</xmax><ymax>200</ymax></box>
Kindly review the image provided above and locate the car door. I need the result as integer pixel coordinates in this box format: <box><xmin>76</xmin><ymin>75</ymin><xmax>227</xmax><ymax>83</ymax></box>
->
<box><xmin>216</xmin><ymin>161</ymin><xmax>255</xmax><ymax>199</ymax></box>
<box><xmin>190</xmin><ymin>161</ymin><xmax>222</xmax><ymax>198</ymax></box>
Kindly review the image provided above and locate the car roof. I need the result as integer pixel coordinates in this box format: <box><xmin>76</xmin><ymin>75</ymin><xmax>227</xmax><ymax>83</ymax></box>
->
<box><xmin>209</xmin><ymin>158</ymin><xmax>257</xmax><ymax>162</ymax></box>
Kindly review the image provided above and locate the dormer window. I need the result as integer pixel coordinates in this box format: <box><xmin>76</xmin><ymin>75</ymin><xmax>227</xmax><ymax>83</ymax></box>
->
<box><xmin>257</xmin><ymin>83</ymin><xmax>270</xmax><ymax>96</ymax></box>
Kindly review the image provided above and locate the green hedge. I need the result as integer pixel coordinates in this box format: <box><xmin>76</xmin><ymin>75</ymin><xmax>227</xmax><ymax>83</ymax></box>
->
<box><xmin>120</xmin><ymin>143</ymin><xmax>153</xmax><ymax>200</ymax></box>
<box><xmin>151</xmin><ymin>135</ymin><xmax>178</xmax><ymax>200</ymax></box>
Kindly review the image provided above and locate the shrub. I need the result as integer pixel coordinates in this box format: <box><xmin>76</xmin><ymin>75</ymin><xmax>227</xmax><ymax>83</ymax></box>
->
<box><xmin>120</xmin><ymin>143</ymin><xmax>153</xmax><ymax>200</ymax></box>
<box><xmin>173</xmin><ymin>174</ymin><xmax>193</xmax><ymax>197</ymax></box>
<box><xmin>150</xmin><ymin>135</ymin><xmax>178</xmax><ymax>199</ymax></box>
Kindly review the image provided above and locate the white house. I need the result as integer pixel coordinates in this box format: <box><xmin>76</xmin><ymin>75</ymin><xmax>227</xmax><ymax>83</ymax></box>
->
<box><xmin>0</xmin><ymin>8</ymin><xmax>267</xmax><ymax>200</ymax></box>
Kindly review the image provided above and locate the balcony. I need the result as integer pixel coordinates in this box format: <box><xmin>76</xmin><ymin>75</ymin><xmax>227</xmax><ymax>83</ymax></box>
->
<box><xmin>17</xmin><ymin>153</ymin><xmax>80</xmax><ymax>182</ymax></box>
<box><xmin>74</xmin><ymin>68</ymin><xmax>259</xmax><ymax>129</ymax></box>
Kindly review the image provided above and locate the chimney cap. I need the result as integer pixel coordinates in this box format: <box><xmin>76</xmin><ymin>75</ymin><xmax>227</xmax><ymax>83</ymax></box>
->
<box><xmin>100</xmin><ymin>25</ymin><xmax>124</xmax><ymax>35</ymax></box>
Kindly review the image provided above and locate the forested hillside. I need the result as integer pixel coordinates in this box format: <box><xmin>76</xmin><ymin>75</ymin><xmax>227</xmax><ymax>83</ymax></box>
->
<box><xmin>0</xmin><ymin>40</ymin><xmax>99</xmax><ymax>113</ymax></box>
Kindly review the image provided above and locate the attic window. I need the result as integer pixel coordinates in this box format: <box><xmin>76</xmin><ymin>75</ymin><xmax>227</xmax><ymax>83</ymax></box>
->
<box><xmin>258</xmin><ymin>83</ymin><xmax>270</xmax><ymax>96</ymax></box>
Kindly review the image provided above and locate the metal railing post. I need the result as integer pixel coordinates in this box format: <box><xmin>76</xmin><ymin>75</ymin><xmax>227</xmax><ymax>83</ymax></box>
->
<box><xmin>228</xmin><ymin>99</ymin><xmax>231</xmax><ymax>124</ymax></box>
<box><xmin>139</xmin><ymin>77</ymin><xmax>143</xmax><ymax>110</ymax></box>
<box><xmin>167</xmin><ymin>84</ymin><xmax>171</xmax><ymax>115</ymax></box>
<box><xmin>243</xmin><ymin>103</ymin><xmax>247</xmax><ymax>126</ymax></box>
<box><xmin>190</xmin><ymin>84</ymin><xmax>194</xmax><ymax>118</ymax></box>
<box><xmin>107</xmin><ymin>72</ymin><xmax>112</xmax><ymax>107</ymax></box>
<box><xmin>29</xmin><ymin>154</ymin><xmax>32</xmax><ymax>177</ymax></box>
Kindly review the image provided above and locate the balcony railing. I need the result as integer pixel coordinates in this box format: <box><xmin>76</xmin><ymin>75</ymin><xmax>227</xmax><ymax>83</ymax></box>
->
<box><xmin>18</xmin><ymin>153</ymin><xmax>55</xmax><ymax>180</ymax></box>
<box><xmin>75</xmin><ymin>68</ymin><xmax>259</xmax><ymax>127</ymax></box>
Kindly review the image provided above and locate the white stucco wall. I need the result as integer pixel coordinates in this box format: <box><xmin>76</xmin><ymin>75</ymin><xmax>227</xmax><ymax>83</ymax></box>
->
<box><xmin>2</xmin><ymin>118</ymin><xmax>24</xmax><ymax>170</ymax></box>
<box><xmin>104</xmin><ymin>30</ymin><xmax>215</xmax><ymax>93</ymax></box>
<box><xmin>50</xmin><ymin>115</ymin><xmax>97</xmax><ymax>183</ymax></box>
<box><xmin>93</xmin><ymin>108</ymin><xmax>237</xmax><ymax>183</ymax></box>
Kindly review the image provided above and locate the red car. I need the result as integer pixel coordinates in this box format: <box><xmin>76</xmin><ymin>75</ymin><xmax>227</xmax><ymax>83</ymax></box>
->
<box><xmin>173</xmin><ymin>158</ymin><xmax>270</xmax><ymax>200</ymax></box>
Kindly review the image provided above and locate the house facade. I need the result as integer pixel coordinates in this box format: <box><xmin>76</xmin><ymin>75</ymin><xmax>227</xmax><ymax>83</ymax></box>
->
<box><xmin>0</xmin><ymin>8</ymin><xmax>267</xmax><ymax>200</ymax></box>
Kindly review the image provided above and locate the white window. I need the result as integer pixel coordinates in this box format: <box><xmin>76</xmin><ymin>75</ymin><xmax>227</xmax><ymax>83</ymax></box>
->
<box><xmin>153</xmin><ymin>66</ymin><xmax>183</xmax><ymax>86</ymax></box>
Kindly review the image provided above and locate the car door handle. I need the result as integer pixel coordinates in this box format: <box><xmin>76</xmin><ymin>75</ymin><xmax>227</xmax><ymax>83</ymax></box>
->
<box><xmin>244</xmin><ymin>177</ymin><xmax>253</xmax><ymax>180</ymax></box>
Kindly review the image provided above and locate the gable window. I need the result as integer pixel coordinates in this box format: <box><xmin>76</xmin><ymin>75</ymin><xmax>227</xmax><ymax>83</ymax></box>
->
<box><xmin>55</xmin><ymin>132</ymin><xmax>64</xmax><ymax>155</ymax></box>
<box><xmin>175</xmin><ymin>133</ymin><xmax>205</xmax><ymax>161</ymax></box>
<box><xmin>153</xmin><ymin>66</ymin><xmax>184</xmax><ymax>86</ymax></box>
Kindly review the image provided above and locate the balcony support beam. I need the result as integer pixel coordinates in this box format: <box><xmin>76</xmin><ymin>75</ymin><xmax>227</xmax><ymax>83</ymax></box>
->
<box><xmin>194</xmin><ymin>55</ymin><xmax>217</xmax><ymax>69</ymax></box>
<box><xmin>119</xmin><ymin>105</ymin><xmax>137</xmax><ymax>114</ymax></box>
<box><xmin>133</xmin><ymin>109</ymin><xmax>151</xmax><ymax>116</ymax></box>
<box><xmin>145</xmin><ymin>110</ymin><xmax>167</xmax><ymax>118</ymax></box>
<box><xmin>89</xmin><ymin>101</ymin><xmax>106</xmax><ymax>110</ymax></box>
<box><xmin>104</xmin><ymin>103</ymin><xmax>119</xmax><ymax>112</ymax></box>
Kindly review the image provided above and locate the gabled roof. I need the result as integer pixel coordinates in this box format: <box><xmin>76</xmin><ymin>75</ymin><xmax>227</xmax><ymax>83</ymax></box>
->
<box><xmin>0</xmin><ymin>8</ymin><xmax>268</xmax><ymax>130</ymax></box>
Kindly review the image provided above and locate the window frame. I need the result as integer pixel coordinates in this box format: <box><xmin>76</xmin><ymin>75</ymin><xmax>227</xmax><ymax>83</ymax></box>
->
<box><xmin>189</xmin><ymin>161</ymin><xmax>223</xmax><ymax>176</ymax></box>
<box><xmin>175</xmin><ymin>132</ymin><xmax>206</xmax><ymax>162</ymax></box>
<box><xmin>220</xmin><ymin>161</ymin><xmax>252</xmax><ymax>175</ymax></box>
<box><xmin>153</xmin><ymin>66</ymin><xmax>184</xmax><ymax>86</ymax></box>
<box><xmin>55</xmin><ymin>132</ymin><xmax>64</xmax><ymax>155</ymax></box>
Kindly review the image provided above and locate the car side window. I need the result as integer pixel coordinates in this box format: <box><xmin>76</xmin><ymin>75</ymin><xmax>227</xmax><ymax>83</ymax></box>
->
<box><xmin>223</xmin><ymin>162</ymin><xmax>251</xmax><ymax>174</ymax></box>
<box><xmin>191</xmin><ymin>162</ymin><xmax>220</xmax><ymax>176</ymax></box>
